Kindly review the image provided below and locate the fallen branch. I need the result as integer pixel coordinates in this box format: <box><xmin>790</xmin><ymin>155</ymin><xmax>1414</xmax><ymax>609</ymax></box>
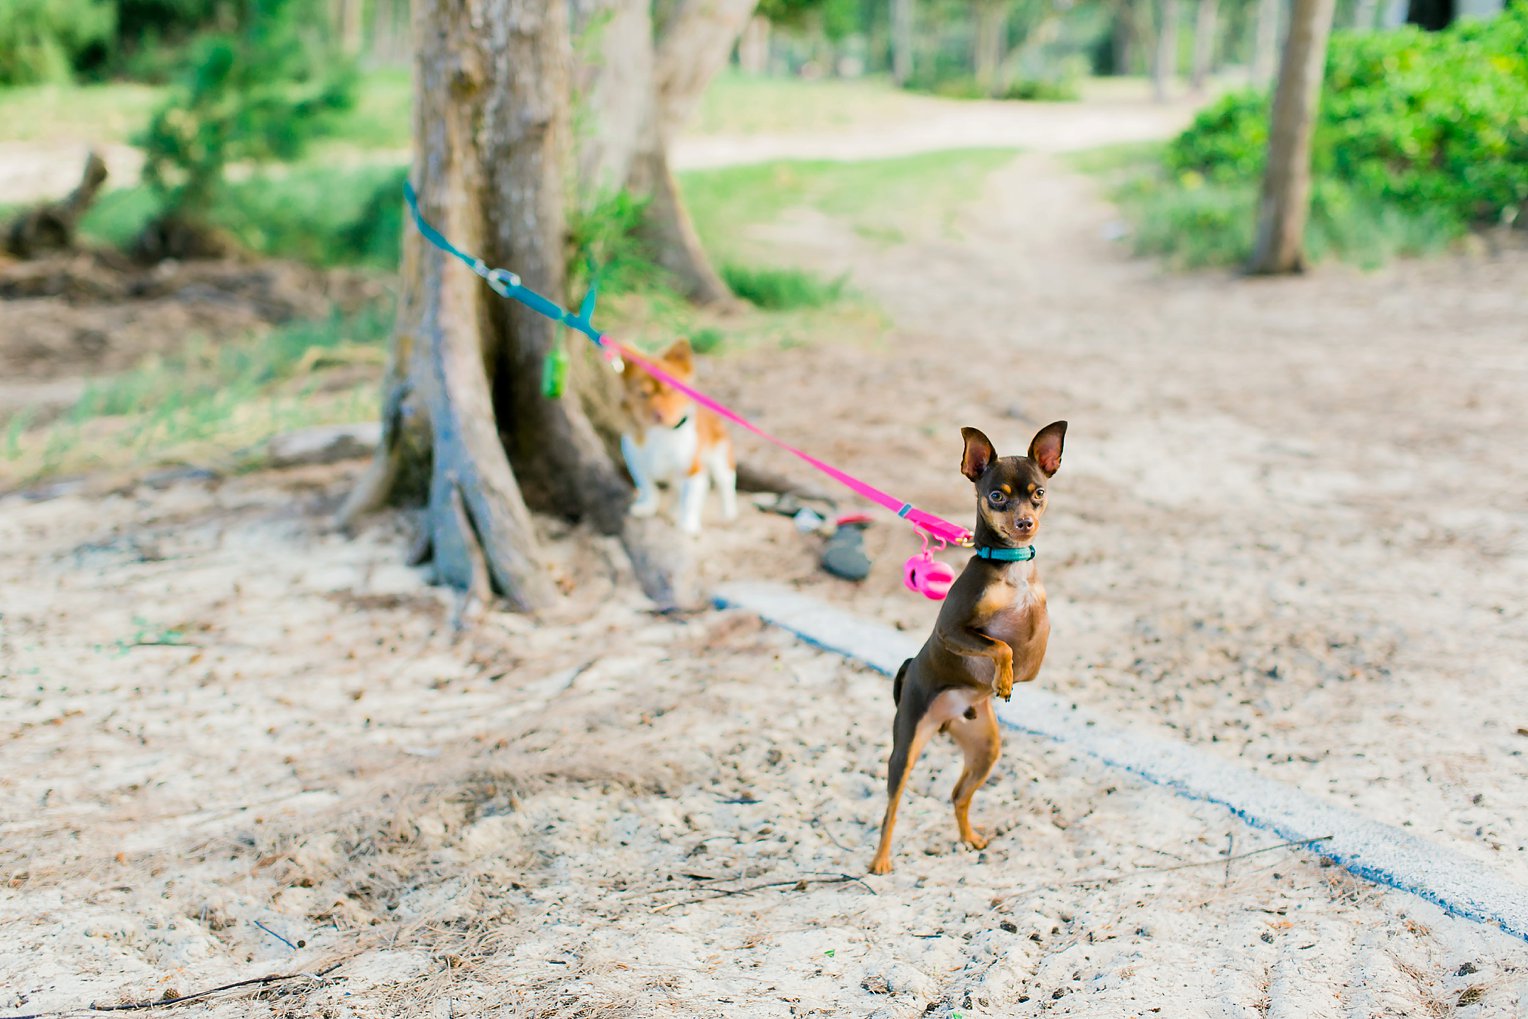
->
<box><xmin>0</xmin><ymin>962</ymin><xmax>344</xmax><ymax>1019</ymax></box>
<box><xmin>652</xmin><ymin>871</ymin><xmax>876</xmax><ymax>913</ymax></box>
<box><xmin>3</xmin><ymin>153</ymin><xmax>108</xmax><ymax>259</ymax></box>
<box><xmin>993</xmin><ymin>834</ymin><xmax>1334</xmax><ymax>907</ymax></box>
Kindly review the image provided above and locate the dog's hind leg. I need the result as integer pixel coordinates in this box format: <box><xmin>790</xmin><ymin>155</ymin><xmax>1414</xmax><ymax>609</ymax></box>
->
<box><xmin>870</xmin><ymin>678</ymin><xmax>939</xmax><ymax>875</ymax></box>
<box><xmin>892</xmin><ymin>658</ymin><xmax>911</xmax><ymax>705</ymax></box>
<box><xmin>948</xmin><ymin>698</ymin><xmax>1001</xmax><ymax>851</ymax></box>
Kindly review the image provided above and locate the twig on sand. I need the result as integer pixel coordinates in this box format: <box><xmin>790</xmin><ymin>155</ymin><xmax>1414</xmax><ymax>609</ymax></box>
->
<box><xmin>652</xmin><ymin>872</ymin><xmax>876</xmax><ymax>914</ymax></box>
<box><xmin>994</xmin><ymin>835</ymin><xmax>1333</xmax><ymax>907</ymax></box>
<box><xmin>0</xmin><ymin>962</ymin><xmax>344</xmax><ymax>1019</ymax></box>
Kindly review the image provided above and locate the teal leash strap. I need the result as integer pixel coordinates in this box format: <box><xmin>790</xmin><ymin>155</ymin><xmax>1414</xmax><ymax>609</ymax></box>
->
<box><xmin>403</xmin><ymin>181</ymin><xmax>605</xmax><ymax>347</ymax></box>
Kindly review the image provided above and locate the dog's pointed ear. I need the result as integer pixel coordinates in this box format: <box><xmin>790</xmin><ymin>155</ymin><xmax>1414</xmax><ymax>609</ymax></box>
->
<box><xmin>960</xmin><ymin>427</ymin><xmax>997</xmax><ymax>482</ymax></box>
<box><xmin>1028</xmin><ymin>421</ymin><xmax>1067</xmax><ymax>477</ymax></box>
<box><xmin>661</xmin><ymin>337</ymin><xmax>694</xmax><ymax>373</ymax></box>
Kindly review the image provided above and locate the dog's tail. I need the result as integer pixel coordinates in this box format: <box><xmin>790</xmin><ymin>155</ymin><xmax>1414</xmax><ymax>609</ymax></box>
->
<box><xmin>892</xmin><ymin>658</ymin><xmax>912</xmax><ymax>705</ymax></box>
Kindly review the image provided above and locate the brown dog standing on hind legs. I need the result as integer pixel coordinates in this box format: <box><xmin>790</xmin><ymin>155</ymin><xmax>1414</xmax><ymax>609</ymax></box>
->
<box><xmin>869</xmin><ymin>421</ymin><xmax>1067</xmax><ymax>875</ymax></box>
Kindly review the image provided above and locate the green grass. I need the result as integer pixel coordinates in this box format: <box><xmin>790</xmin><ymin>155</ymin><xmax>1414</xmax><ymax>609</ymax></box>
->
<box><xmin>0</xmin><ymin>68</ymin><xmax>409</xmax><ymax>148</ymax></box>
<box><xmin>73</xmin><ymin>162</ymin><xmax>408</xmax><ymax>265</ymax></box>
<box><xmin>679</xmin><ymin>148</ymin><xmax>1019</xmax><ymax>260</ymax></box>
<box><xmin>3</xmin><ymin>305</ymin><xmax>391</xmax><ymax>486</ymax></box>
<box><xmin>0</xmin><ymin>81</ymin><xmax>165</xmax><ymax>143</ymax></box>
<box><xmin>1076</xmin><ymin>142</ymin><xmax>1463</xmax><ymax>270</ymax></box>
<box><xmin>56</xmin><ymin>147</ymin><xmax>1016</xmax><ymax>280</ymax></box>
<box><xmin>311</xmin><ymin>66</ymin><xmax>412</xmax><ymax>153</ymax></box>
<box><xmin>722</xmin><ymin>264</ymin><xmax>847</xmax><ymax>309</ymax></box>
<box><xmin>689</xmin><ymin>72</ymin><xmax>933</xmax><ymax>136</ymax></box>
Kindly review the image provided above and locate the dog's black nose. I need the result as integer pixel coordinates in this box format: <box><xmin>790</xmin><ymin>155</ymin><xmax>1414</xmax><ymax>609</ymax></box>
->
<box><xmin>1015</xmin><ymin>517</ymin><xmax>1035</xmax><ymax>532</ymax></box>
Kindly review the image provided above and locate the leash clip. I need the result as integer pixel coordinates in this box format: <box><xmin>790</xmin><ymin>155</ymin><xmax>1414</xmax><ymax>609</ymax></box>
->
<box><xmin>484</xmin><ymin>267</ymin><xmax>521</xmax><ymax>295</ymax></box>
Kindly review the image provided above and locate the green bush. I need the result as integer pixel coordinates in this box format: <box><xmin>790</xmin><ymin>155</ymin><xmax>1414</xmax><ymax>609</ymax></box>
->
<box><xmin>1000</xmin><ymin>77</ymin><xmax>1081</xmax><ymax>102</ymax></box>
<box><xmin>138</xmin><ymin>0</ymin><xmax>355</xmax><ymax>226</ymax></box>
<box><xmin>0</xmin><ymin>0</ymin><xmax>114</xmax><ymax>84</ymax></box>
<box><xmin>567</xmin><ymin>190</ymin><xmax>673</xmax><ymax>296</ymax></box>
<box><xmin>1168</xmin><ymin>3</ymin><xmax>1528</xmax><ymax>226</ymax></box>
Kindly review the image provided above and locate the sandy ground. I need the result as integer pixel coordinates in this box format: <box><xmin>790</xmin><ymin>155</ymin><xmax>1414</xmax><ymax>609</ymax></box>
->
<box><xmin>5</xmin><ymin>131</ymin><xmax>1528</xmax><ymax>1015</ymax></box>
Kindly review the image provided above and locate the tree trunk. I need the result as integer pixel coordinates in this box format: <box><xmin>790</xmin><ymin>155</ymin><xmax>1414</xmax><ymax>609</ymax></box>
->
<box><xmin>335</xmin><ymin>0</ymin><xmax>363</xmax><ymax>56</ymax></box>
<box><xmin>1153</xmin><ymin>0</ymin><xmax>1180</xmax><ymax>101</ymax></box>
<box><xmin>1111</xmin><ymin>0</ymin><xmax>1137</xmax><ymax>75</ymax></box>
<box><xmin>1190</xmin><ymin>0</ymin><xmax>1218</xmax><ymax>91</ymax></box>
<box><xmin>1248</xmin><ymin>0</ymin><xmax>1336</xmax><ymax>274</ymax></box>
<box><xmin>738</xmin><ymin>15</ymin><xmax>771</xmax><ymax>74</ymax></box>
<box><xmin>1251</xmin><ymin>0</ymin><xmax>1281</xmax><ymax>86</ymax></box>
<box><xmin>1350</xmin><ymin>0</ymin><xmax>1377</xmax><ymax>28</ymax></box>
<box><xmin>572</xmin><ymin>0</ymin><xmax>657</xmax><ymax>198</ymax></box>
<box><xmin>653</xmin><ymin>0</ymin><xmax>758</xmax><ymax>139</ymax></box>
<box><xmin>579</xmin><ymin>0</ymin><xmax>755</xmax><ymax>306</ymax></box>
<box><xmin>973</xmin><ymin>1</ymin><xmax>1007</xmax><ymax>96</ymax></box>
<box><xmin>891</xmin><ymin>0</ymin><xmax>915</xmax><ymax>86</ymax></box>
<box><xmin>343</xmin><ymin>0</ymin><xmax>695</xmax><ymax>611</ymax></box>
<box><xmin>3</xmin><ymin>152</ymin><xmax>107</xmax><ymax>258</ymax></box>
<box><xmin>370</xmin><ymin>0</ymin><xmax>410</xmax><ymax>65</ymax></box>
<box><xmin>628</xmin><ymin>142</ymin><xmax>734</xmax><ymax>304</ymax></box>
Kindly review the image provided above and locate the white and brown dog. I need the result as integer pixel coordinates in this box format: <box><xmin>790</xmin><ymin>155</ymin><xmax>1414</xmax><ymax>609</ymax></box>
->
<box><xmin>620</xmin><ymin>338</ymin><xmax>737</xmax><ymax>534</ymax></box>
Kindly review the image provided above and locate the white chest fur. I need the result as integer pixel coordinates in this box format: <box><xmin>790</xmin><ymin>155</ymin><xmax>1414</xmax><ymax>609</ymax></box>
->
<box><xmin>621</xmin><ymin>414</ymin><xmax>737</xmax><ymax>534</ymax></box>
<box><xmin>628</xmin><ymin>418</ymin><xmax>699</xmax><ymax>485</ymax></box>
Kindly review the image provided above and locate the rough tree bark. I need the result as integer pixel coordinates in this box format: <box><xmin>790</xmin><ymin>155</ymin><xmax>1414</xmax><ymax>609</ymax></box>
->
<box><xmin>1251</xmin><ymin>0</ymin><xmax>1282</xmax><ymax>86</ymax></box>
<box><xmin>973</xmin><ymin>0</ymin><xmax>1008</xmax><ymax>96</ymax></box>
<box><xmin>342</xmin><ymin>0</ymin><xmax>694</xmax><ymax>612</ymax></box>
<box><xmin>1152</xmin><ymin>0</ymin><xmax>1180</xmax><ymax>101</ymax></box>
<box><xmin>1190</xmin><ymin>0</ymin><xmax>1218</xmax><ymax>91</ymax></box>
<box><xmin>1247</xmin><ymin>0</ymin><xmax>1336</xmax><ymax>274</ymax></box>
<box><xmin>572</xmin><ymin>0</ymin><xmax>755</xmax><ymax>306</ymax></box>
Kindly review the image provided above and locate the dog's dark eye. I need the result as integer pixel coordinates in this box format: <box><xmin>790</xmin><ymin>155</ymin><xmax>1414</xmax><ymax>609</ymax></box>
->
<box><xmin>987</xmin><ymin>490</ymin><xmax>1006</xmax><ymax>505</ymax></box>
<box><xmin>1033</xmin><ymin>488</ymin><xmax>1045</xmax><ymax>500</ymax></box>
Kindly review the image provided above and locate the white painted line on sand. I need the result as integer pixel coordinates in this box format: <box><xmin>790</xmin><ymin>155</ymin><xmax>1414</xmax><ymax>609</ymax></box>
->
<box><xmin>713</xmin><ymin>582</ymin><xmax>1528</xmax><ymax>945</ymax></box>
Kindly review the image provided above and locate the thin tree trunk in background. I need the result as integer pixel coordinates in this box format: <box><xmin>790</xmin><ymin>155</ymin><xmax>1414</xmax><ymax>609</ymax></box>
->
<box><xmin>738</xmin><ymin>15</ymin><xmax>770</xmax><ymax>73</ymax></box>
<box><xmin>1248</xmin><ymin>0</ymin><xmax>1336</xmax><ymax>273</ymax></box>
<box><xmin>1191</xmin><ymin>0</ymin><xmax>1218</xmax><ymax>91</ymax></box>
<box><xmin>973</xmin><ymin>1</ymin><xmax>1007</xmax><ymax>95</ymax></box>
<box><xmin>892</xmin><ymin>0</ymin><xmax>914</xmax><ymax>85</ymax></box>
<box><xmin>1351</xmin><ymin>0</ymin><xmax>1377</xmax><ymax>27</ymax></box>
<box><xmin>1251</xmin><ymin>0</ymin><xmax>1281</xmax><ymax>86</ymax></box>
<box><xmin>1111</xmin><ymin>0</ymin><xmax>1137</xmax><ymax>74</ymax></box>
<box><xmin>370</xmin><ymin>0</ymin><xmax>409</xmax><ymax>65</ymax></box>
<box><xmin>336</xmin><ymin>0</ymin><xmax>363</xmax><ymax>55</ymax></box>
<box><xmin>1153</xmin><ymin>0</ymin><xmax>1180</xmax><ymax>101</ymax></box>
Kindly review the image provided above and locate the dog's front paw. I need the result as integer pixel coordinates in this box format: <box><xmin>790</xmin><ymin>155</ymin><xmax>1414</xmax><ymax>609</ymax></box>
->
<box><xmin>995</xmin><ymin>671</ymin><xmax>1014</xmax><ymax>701</ymax></box>
<box><xmin>868</xmin><ymin>854</ymin><xmax>894</xmax><ymax>875</ymax></box>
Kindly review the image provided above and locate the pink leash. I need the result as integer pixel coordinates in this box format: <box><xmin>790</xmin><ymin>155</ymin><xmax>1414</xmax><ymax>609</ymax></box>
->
<box><xmin>612</xmin><ymin>342</ymin><xmax>973</xmax><ymax>548</ymax></box>
<box><xmin>401</xmin><ymin>182</ymin><xmax>975</xmax><ymax>578</ymax></box>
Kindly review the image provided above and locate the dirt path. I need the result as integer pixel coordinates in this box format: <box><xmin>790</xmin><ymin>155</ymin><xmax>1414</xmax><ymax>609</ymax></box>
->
<box><xmin>5</xmin><ymin>154</ymin><xmax>1528</xmax><ymax>1016</ymax></box>
<box><xmin>672</xmin><ymin>92</ymin><xmax>1202</xmax><ymax>169</ymax></box>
